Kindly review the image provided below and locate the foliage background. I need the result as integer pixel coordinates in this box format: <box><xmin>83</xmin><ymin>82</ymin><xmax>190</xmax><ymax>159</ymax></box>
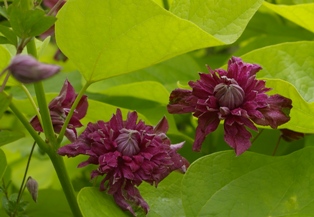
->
<box><xmin>1</xmin><ymin>0</ymin><xmax>314</xmax><ymax>216</ymax></box>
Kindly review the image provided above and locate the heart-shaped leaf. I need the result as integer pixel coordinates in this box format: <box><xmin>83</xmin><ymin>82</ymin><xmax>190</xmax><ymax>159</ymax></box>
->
<box><xmin>56</xmin><ymin>0</ymin><xmax>263</xmax><ymax>82</ymax></box>
<box><xmin>240</xmin><ymin>41</ymin><xmax>314</xmax><ymax>133</ymax></box>
<box><xmin>263</xmin><ymin>2</ymin><xmax>314</xmax><ymax>33</ymax></box>
<box><xmin>182</xmin><ymin>147</ymin><xmax>314</xmax><ymax>216</ymax></box>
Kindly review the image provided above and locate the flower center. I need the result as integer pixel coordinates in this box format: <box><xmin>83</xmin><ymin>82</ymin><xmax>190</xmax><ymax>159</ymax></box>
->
<box><xmin>115</xmin><ymin>128</ymin><xmax>140</xmax><ymax>156</ymax></box>
<box><xmin>214</xmin><ymin>77</ymin><xmax>245</xmax><ymax>109</ymax></box>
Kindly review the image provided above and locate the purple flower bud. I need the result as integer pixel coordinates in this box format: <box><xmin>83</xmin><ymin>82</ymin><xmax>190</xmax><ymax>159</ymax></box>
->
<box><xmin>214</xmin><ymin>77</ymin><xmax>245</xmax><ymax>109</ymax></box>
<box><xmin>116</xmin><ymin>129</ymin><xmax>140</xmax><ymax>156</ymax></box>
<box><xmin>26</xmin><ymin>176</ymin><xmax>38</xmax><ymax>203</ymax></box>
<box><xmin>8</xmin><ymin>55</ymin><xmax>60</xmax><ymax>84</ymax></box>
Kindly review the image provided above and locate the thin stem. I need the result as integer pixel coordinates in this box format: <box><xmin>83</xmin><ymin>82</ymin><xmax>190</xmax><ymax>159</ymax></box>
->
<box><xmin>47</xmin><ymin>0</ymin><xmax>64</xmax><ymax>16</ymax></box>
<box><xmin>27</xmin><ymin>39</ymin><xmax>57</xmax><ymax>144</ymax></box>
<box><xmin>0</xmin><ymin>71</ymin><xmax>10</xmax><ymax>92</ymax></box>
<box><xmin>48</xmin><ymin>151</ymin><xmax>83</xmax><ymax>217</ymax></box>
<box><xmin>57</xmin><ymin>81</ymin><xmax>91</xmax><ymax>144</ymax></box>
<box><xmin>20</xmin><ymin>84</ymin><xmax>42</xmax><ymax>125</ymax></box>
<box><xmin>14</xmin><ymin>140</ymin><xmax>37</xmax><ymax>216</ymax></box>
<box><xmin>251</xmin><ymin>129</ymin><xmax>264</xmax><ymax>144</ymax></box>
<box><xmin>9</xmin><ymin>101</ymin><xmax>49</xmax><ymax>153</ymax></box>
<box><xmin>3</xmin><ymin>0</ymin><xmax>8</xmax><ymax>9</ymax></box>
<box><xmin>272</xmin><ymin>136</ymin><xmax>282</xmax><ymax>156</ymax></box>
<box><xmin>1</xmin><ymin>178</ymin><xmax>10</xmax><ymax>200</ymax></box>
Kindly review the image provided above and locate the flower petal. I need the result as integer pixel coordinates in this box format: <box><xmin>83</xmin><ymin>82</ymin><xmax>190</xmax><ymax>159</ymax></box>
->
<box><xmin>252</xmin><ymin>94</ymin><xmax>292</xmax><ymax>128</ymax></box>
<box><xmin>193</xmin><ymin>112</ymin><xmax>220</xmax><ymax>151</ymax></box>
<box><xmin>167</xmin><ymin>89</ymin><xmax>197</xmax><ymax>113</ymax></box>
<box><xmin>224</xmin><ymin>122</ymin><xmax>252</xmax><ymax>155</ymax></box>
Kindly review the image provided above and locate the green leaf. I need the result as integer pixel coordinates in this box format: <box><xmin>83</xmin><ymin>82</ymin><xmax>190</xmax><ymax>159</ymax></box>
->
<box><xmin>0</xmin><ymin>25</ymin><xmax>17</xmax><ymax>46</ymax></box>
<box><xmin>170</xmin><ymin>0</ymin><xmax>263</xmax><ymax>44</ymax></box>
<box><xmin>0</xmin><ymin>92</ymin><xmax>11</xmax><ymax>119</ymax></box>
<box><xmin>87</xmin><ymin>54</ymin><xmax>201</xmax><ymax>92</ymax></box>
<box><xmin>240</xmin><ymin>41</ymin><xmax>314</xmax><ymax>133</ymax></box>
<box><xmin>77</xmin><ymin>187</ymin><xmax>131</xmax><ymax>217</ymax></box>
<box><xmin>0</xmin><ymin>130</ymin><xmax>24</xmax><ymax>147</ymax></box>
<box><xmin>0</xmin><ymin>149</ymin><xmax>7</xmax><ymax>179</ymax></box>
<box><xmin>83</xmin><ymin>99</ymin><xmax>151</xmax><ymax>124</ymax></box>
<box><xmin>90</xmin><ymin>81</ymin><xmax>170</xmax><ymax>105</ymax></box>
<box><xmin>263</xmin><ymin>2</ymin><xmax>314</xmax><ymax>33</ymax></box>
<box><xmin>0</xmin><ymin>44</ymin><xmax>18</xmax><ymax>87</ymax></box>
<box><xmin>139</xmin><ymin>172</ymin><xmax>185</xmax><ymax>217</ymax></box>
<box><xmin>25</xmin><ymin>189</ymin><xmax>72</xmax><ymax>217</ymax></box>
<box><xmin>9</xmin><ymin>4</ymin><xmax>56</xmax><ymax>38</ymax></box>
<box><xmin>0</xmin><ymin>6</ymin><xmax>8</xmax><ymax>19</ymax></box>
<box><xmin>56</xmin><ymin>0</ymin><xmax>263</xmax><ymax>82</ymax></box>
<box><xmin>182</xmin><ymin>147</ymin><xmax>314</xmax><ymax>217</ymax></box>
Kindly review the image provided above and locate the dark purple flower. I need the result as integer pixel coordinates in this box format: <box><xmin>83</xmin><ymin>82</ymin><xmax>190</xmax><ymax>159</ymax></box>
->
<box><xmin>167</xmin><ymin>57</ymin><xmax>292</xmax><ymax>155</ymax></box>
<box><xmin>58</xmin><ymin>109</ymin><xmax>189</xmax><ymax>215</ymax></box>
<box><xmin>30</xmin><ymin>79</ymin><xmax>88</xmax><ymax>142</ymax></box>
<box><xmin>7</xmin><ymin>54</ymin><xmax>60</xmax><ymax>84</ymax></box>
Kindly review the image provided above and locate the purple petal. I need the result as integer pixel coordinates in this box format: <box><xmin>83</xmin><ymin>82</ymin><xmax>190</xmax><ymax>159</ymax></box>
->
<box><xmin>252</xmin><ymin>94</ymin><xmax>292</xmax><ymax>128</ymax></box>
<box><xmin>167</xmin><ymin>89</ymin><xmax>197</xmax><ymax>114</ymax></box>
<box><xmin>153</xmin><ymin>116</ymin><xmax>169</xmax><ymax>134</ymax></box>
<box><xmin>224</xmin><ymin>122</ymin><xmax>252</xmax><ymax>155</ymax></box>
<box><xmin>193</xmin><ymin>112</ymin><xmax>220</xmax><ymax>151</ymax></box>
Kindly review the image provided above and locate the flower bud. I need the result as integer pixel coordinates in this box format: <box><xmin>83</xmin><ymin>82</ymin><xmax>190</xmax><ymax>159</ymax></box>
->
<box><xmin>26</xmin><ymin>176</ymin><xmax>38</xmax><ymax>203</ymax></box>
<box><xmin>8</xmin><ymin>54</ymin><xmax>61</xmax><ymax>84</ymax></box>
<box><xmin>116</xmin><ymin>129</ymin><xmax>140</xmax><ymax>156</ymax></box>
<box><xmin>214</xmin><ymin>78</ymin><xmax>245</xmax><ymax>109</ymax></box>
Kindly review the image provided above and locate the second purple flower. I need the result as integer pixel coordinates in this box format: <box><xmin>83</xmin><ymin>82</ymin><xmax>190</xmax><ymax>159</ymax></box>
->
<box><xmin>30</xmin><ymin>79</ymin><xmax>88</xmax><ymax>142</ymax></box>
<box><xmin>167</xmin><ymin>57</ymin><xmax>292</xmax><ymax>155</ymax></box>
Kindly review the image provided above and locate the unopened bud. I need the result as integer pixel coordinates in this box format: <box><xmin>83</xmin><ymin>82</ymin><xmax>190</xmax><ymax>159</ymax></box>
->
<box><xmin>214</xmin><ymin>77</ymin><xmax>245</xmax><ymax>109</ymax></box>
<box><xmin>8</xmin><ymin>54</ymin><xmax>61</xmax><ymax>84</ymax></box>
<box><xmin>26</xmin><ymin>176</ymin><xmax>38</xmax><ymax>202</ymax></box>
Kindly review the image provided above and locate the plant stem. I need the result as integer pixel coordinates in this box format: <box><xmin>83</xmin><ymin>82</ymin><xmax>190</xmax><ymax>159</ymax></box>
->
<box><xmin>9</xmin><ymin>102</ymin><xmax>48</xmax><ymax>152</ymax></box>
<box><xmin>24</xmin><ymin>36</ymin><xmax>83</xmax><ymax>217</ymax></box>
<box><xmin>47</xmin><ymin>0</ymin><xmax>64</xmax><ymax>16</ymax></box>
<box><xmin>27</xmin><ymin>40</ymin><xmax>57</xmax><ymax>145</ymax></box>
<box><xmin>251</xmin><ymin>129</ymin><xmax>264</xmax><ymax>144</ymax></box>
<box><xmin>57</xmin><ymin>81</ymin><xmax>91</xmax><ymax>144</ymax></box>
<box><xmin>48</xmin><ymin>151</ymin><xmax>82</xmax><ymax>217</ymax></box>
<box><xmin>13</xmin><ymin>140</ymin><xmax>37</xmax><ymax>217</ymax></box>
<box><xmin>272</xmin><ymin>136</ymin><xmax>282</xmax><ymax>156</ymax></box>
<box><xmin>20</xmin><ymin>84</ymin><xmax>42</xmax><ymax>126</ymax></box>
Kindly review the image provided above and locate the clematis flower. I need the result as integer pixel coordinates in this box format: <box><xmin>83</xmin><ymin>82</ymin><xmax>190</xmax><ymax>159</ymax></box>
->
<box><xmin>58</xmin><ymin>109</ymin><xmax>189</xmax><ymax>215</ymax></box>
<box><xmin>167</xmin><ymin>57</ymin><xmax>292</xmax><ymax>155</ymax></box>
<box><xmin>7</xmin><ymin>54</ymin><xmax>60</xmax><ymax>84</ymax></box>
<box><xmin>30</xmin><ymin>79</ymin><xmax>88</xmax><ymax>142</ymax></box>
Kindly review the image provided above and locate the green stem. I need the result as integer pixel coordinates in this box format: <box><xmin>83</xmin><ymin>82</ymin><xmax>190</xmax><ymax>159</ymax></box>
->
<box><xmin>14</xmin><ymin>140</ymin><xmax>37</xmax><ymax>217</ymax></box>
<box><xmin>47</xmin><ymin>0</ymin><xmax>65</xmax><ymax>16</ymax></box>
<box><xmin>20</xmin><ymin>84</ymin><xmax>42</xmax><ymax>126</ymax></box>
<box><xmin>272</xmin><ymin>135</ymin><xmax>282</xmax><ymax>156</ymax></box>
<box><xmin>27</xmin><ymin>39</ymin><xmax>57</xmax><ymax>144</ymax></box>
<box><xmin>57</xmin><ymin>81</ymin><xmax>91</xmax><ymax>145</ymax></box>
<box><xmin>251</xmin><ymin>129</ymin><xmax>264</xmax><ymax>144</ymax></box>
<box><xmin>48</xmin><ymin>151</ymin><xmax>83</xmax><ymax>217</ymax></box>
<box><xmin>9</xmin><ymin>102</ymin><xmax>48</xmax><ymax>153</ymax></box>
